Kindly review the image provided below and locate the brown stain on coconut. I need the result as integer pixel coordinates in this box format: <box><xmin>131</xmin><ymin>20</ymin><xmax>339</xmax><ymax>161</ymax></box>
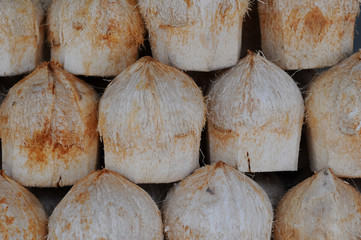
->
<box><xmin>304</xmin><ymin>7</ymin><xmax>327</xmax><ymax>42</ymax></box>
<box><xmin>22</xmin><ymin>124</ymin><xmax>83</xmax><ymax>171</ymax></box>
<box><xmin>184</xmin><ymin>0</ymin><xmax>193</xmax><ymax>8</ymax></box>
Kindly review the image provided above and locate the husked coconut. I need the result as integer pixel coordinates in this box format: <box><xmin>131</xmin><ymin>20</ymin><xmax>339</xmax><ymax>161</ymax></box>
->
<box><xmin>0</xmin><ymin>171</ymin><xmax>47</xmax><ymax>240</ymax></box>
<box><xmin>306</xmin><ymin>51</ymin><xmax>361</xmax><ymax>177</ymax></box>
<box><xmin>0</xmin><ymin>0</ymin><xmax>44</xmax><ymax>76</ymax></box>
<box><xmin>0</xmin><ymin>62</ymin><xmax>99</xmax><ymax>187</ymax></box>
<box><xmin>258</xmin><ymin>0</ymin><xmax>360</xmax><ymax>70</ymax></box>
<box><xmin>47</xmin><ymin>0</ymin><xmax>144</xmax><ymax>77</ymax></box>
<box><xmin>274</xmin><ymin>168</ymin><xmax>361</xmax><ymax>240</ymax></box>
<box><xmin>99</xmin><ymin>57</ymin><xmax>206</xmax><ymax>183</ymax></box>
<box><xmin>163</xmin><ymin>162</ymin><xmax>273</xmax><ymax>240</ymax></box>
<box><xmin>48</xmin><ymin>169</ymin><xmax>164</xmax><ymax>240</ymax></box>
<box><xmin>207</xmin><ymin>51</ymin><xmax>304</xmax><ymax>172</ymax></box>
<box><xmin>138</xmin><ymin>0</ymin><xmax>249</xmax><ymax>72</ymax></box>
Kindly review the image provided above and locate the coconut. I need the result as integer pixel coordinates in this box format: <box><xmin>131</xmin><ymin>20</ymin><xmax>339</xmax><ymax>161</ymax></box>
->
<box><xmin>0</xmin><ymin>171</ymin><xmax>47</xmax><ymax>239</ymax></box>
<box><xmin>48</xmin><ymin>169</ymin><xmax>163</xmax><ymax>239</ymax></box>
<box><xmin>0</xmin><ymin>62</ymin><xmax>99</xmax><ymax>187</ymax></box>
<box><xmin>47</xmin><ymin>0</ymin><xmax>144</xmax><ymax>77</ymax></box>
<box><xmin>274</xmin><ymin>168</ymin><xmax>361</xmax><ymax>240</ymax></box>
<box><xmin>138</xmin><ymin>0</ymin><xmax>249</xmax><ymax>72</ymax></box>
<box><xmin>163</xmin><ymin>162</ymin><xmax>273</xmax><ymax>239</ymax></box>
<box><xmin>0</xmin><ymin>0</ymin><xmax>44</xmax><ymax>76</ymax></box>
<box><xmin>306</xmin><ymin>51</ymin><xmax>361</xmax><ymax>177</ymax></box>
<box><xmin>98</xmin><ymin>57</ymin><xmax>206</xmax><ymax>184</ymax></box>
<box><xmin>207</xmin><ymin>51</ymin><xmax>304</xmax><ymax>172</ymax></box>
<box><xmin>258</xmin><ymin>0</ymin><xmax>360</xmax><ymax>70</ymax></box>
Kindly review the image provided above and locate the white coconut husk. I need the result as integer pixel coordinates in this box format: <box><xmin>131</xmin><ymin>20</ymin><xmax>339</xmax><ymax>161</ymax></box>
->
<box><xmin>138</xmin><ymin>0</ymin><xmax>249</xmax><ymax>72</ymax></box>
<box><xmin>0</xmin><ymin>0</ymin><xmax>44</xmax><ymax>76</ymax></box>
<box><xmin>274</xmin><ymin>168</ymin><xmax>361</xmax><ymax>239</ymax></box>
<box><xmin>0</xmin><ymin>171</ymin><xmax>47</xmax><ymax>239</ymax></box>
<box><xmin>163</xmin><ymin>162</ymin><xmax>273</xmax><ymax>239</ymax></box>
<box><xmin>48</xmin><ymin>169</ymin><xmax>164</xmax><ymax>240</ymax></box>
<box><xmin>0</xmin><ymin>62</ymin><xmax>99</xmax><ymax>187</ymax></box>
<box><xmin>99</xmin><ymin>57</ymin><xmax>206</xmax><ymax>183</ymax></box>
<box><xmin>207</xmin><ymin>51</ymin><xmax>304</xmax><ymax>172</ymax></box>
<box><xmin>47</xmin><ymin>0</ymin><xmax>144</xmax><ymax>77</ymax></box>
<box><xmin>258</xmin><ymin>0</ymin><xmax>360</xmax><ymax>70</ymax></box>
<box><xmin>306</xmin><ymin>51</ymin><xmax>361</xmax><ymax>178</ymax></box>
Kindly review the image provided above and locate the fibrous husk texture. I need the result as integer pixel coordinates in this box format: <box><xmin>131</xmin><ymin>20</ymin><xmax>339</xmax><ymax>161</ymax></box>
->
<box><xmin>48</xmin><ymin>169</ymin><xmax>164</xmax><ymax>240</ymax></box>
<box><xmin>0</xmin><ymin>0</ymin><xmax>44</xmax><ymax>76</ymax></box>
<box><xmin>138</xmin><ymin>0</ymin><xmax>249</xmax><ymax>72</ymax></box>
<box><xmin>47</xmin><ymin>0</ymin><xmax>144</xmax><ymax>77</ymax></box>
<box><xmin>258</xmin><ymin>0</ymin><xmax>360</xmax><ymax>70</ymax></box>
<box><xmin>163</xmin><ymin>161</ymin><xmax>273</xmax><ymax>240</ymax></box>
<box><xmin>306</xmin><ymin>51</ymin><xmax>361</xmax><ymax>178</ymax></box>
<box><xmin>0</xmin><ymin>62</ymin><xmax>99</xmax><ymax>187</ymax></box>
<box><xmin>207</xmin><ymin>52</ymin><xmax>304</xmax><ymax>172</ymax></box>
<box><xmin>274</xmin><ymin>168</ymin><xmax>361</xmax><ymax>240</ymax></box>
<box><xmin>99</xmin><ymin>57</ymin><xmax>206</xmax><ymax>183</ymax></box>
<box><xmin>0</xmin><ymin>172</ymin><xmax>47</xmax><ymax>240</ymax></box>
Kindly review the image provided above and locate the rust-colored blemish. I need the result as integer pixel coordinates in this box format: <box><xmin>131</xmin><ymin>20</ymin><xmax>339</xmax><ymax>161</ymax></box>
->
<box><xmin>80</xmin><ymin>217</ymin><xmax>91</xmax><ymax>231</ymax></box>
<box><xmin>75</xmin><ymin>191</ymin><xmax>90</xmax><ymax>205</ymax></box>
<box><xmin>185</xmin><ymin>0</ymin><xmax>193</xmax><ymax>8</ymax></box>
<box><xmin>65</xmin><ymin>222</ymin><xmax>71</xmax><ymax>231</ymax></box>
<box><xmin>23</xmin><ymin>127</ymin><xmax>82</xmax><ymax>171</ymax></box>
<box><xmin>304</xmin><ymin>7</ymin><xmax>327</xmax><ymax>42</ymax></box>
<box><xmin>72</xmin><ymin>21</ymin><xmax>84</xmax><ymax>31</ymax></box>
<box><xmin>0</xmin><ymin>198</ymin><xmax>6</xmax><ymax>204</ymax></box>
<box><xmin>5</xmin><ymin>216</ymin><xmax>14</xmax><ymax>225</ymax></box>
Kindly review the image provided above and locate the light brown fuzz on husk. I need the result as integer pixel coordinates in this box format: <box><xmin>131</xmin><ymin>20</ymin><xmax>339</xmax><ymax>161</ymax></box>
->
<box><xmin>138</xmin><ymin>0</ymin><xmax>250</xmax><ymax>72</ymax></box>
<box><xmin>48</xmin><ymin>169</ymin><xmax>164</xmax><ymax>239</ymax></box>
<box><xmin>162</xmin><ymin>162</ymin><xmax>273</xmax><ymax>239</ymax></box>
<box><xmin>207</xmin><ymin>51</ymin><xmax>304</xmax><ymax>172</ymax></box>
<box><xmin>0</xmin><ymin>62</ymin><xmax>99</xmax><ymax>187</ymax></box>
<box><xmin>306</xmin><ymin>51</ymin><xmax>361</xmax><ymax>178</ymax></box>
<box><xmin>258</xmin><ymin>0</ymin><xmax>360</xmax><ymax>70</ymax></box>
<box><xmin>0</xmin><ymin>0</ymin><xmax>44</xmax><ymax>76</ymax></box>
<box><xmin>99</xmin><ymin>57</ymin><xmax>206</xmax><ymax>184</ymax></box>
<box><xmin>47</xmin><ymin>0</ymin><xmax>145</xmax><ymax>77</ymax></box>
<box><xmin>0</xmin><ymin>171</ymin><xmax>47</xmax><ymax>240</ymax></box>
<box><xmin>274</xmin><ymin>168</ymin><xmax>361</xmax><ymax>240</ymax></box>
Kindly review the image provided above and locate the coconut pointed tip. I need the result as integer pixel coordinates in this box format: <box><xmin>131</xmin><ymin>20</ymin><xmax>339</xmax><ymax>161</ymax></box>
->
<box><xmin>246</xmin><ymin>50</ymin><xmax>255</xmax><ymax>56</ymax></box>
<box><xmin>139</xmin><ymin>56</ymin><xmax>156</xmax><ymax>62</ymax></box>
<box><xmin>36</xmin><ymin>61</ymin><xmax>63</xmax><ymax>71</ymax></box>
<box><xmin>213</xmin><ymin>161</ymin><xmax>227</xmax><ymax>169</ymax></box>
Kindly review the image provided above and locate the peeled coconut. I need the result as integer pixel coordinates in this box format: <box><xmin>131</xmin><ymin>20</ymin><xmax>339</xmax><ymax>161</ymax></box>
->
<box><xmin>48</xmin><ymin>169</ymin><xmax>163</xmax><ymax>240</ymax></box>
<box><xmin>138</xmin><ymin>0</ymin><xmax>250</xmax><ymax>72</ymax></box>
<box><xmin>47</xmin><ymin>0</ymin><xmax>144</xmax><ymax>77</ymax></box>
<box><xmin>274</xmin><ymin>168</ymin><xmax>361</xmax><ymax>240</ymax></box>
<box><xmin>0</xmin><ymin>62</ymin><xmax>99</xmax><ymax>187</ymax></box>
<box><xmin>0</xmin><ymin>0</ymin><xmax>44</xmax><ymax>76</ymax></box>
<box><xmin>0</xmin><ymin>171</ymin><xmax>47</xmax><ymax>240</ymax></box>
<box><xmin>99</xmin><ymin>56</ymin><xmax>206</xmax><ymax>183</ymax></box>
<box><xmin>163</xmin><ymin>161</ymin><xmax>273</xmax><ymax>240</ymax></box>
<box><xmin>258</xmin><ymin>0</ymin><xmax>360</xmax><ymax>70</ymax></box>
<box><xmin>306</xmin><ymin>51</ymin><xmax>361</xmax><ymax>177</ymax></box>
<box><xmin>207</xmin><ymin>51</ymin><xmax>304</xmax><ymax>172</ymax></box>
